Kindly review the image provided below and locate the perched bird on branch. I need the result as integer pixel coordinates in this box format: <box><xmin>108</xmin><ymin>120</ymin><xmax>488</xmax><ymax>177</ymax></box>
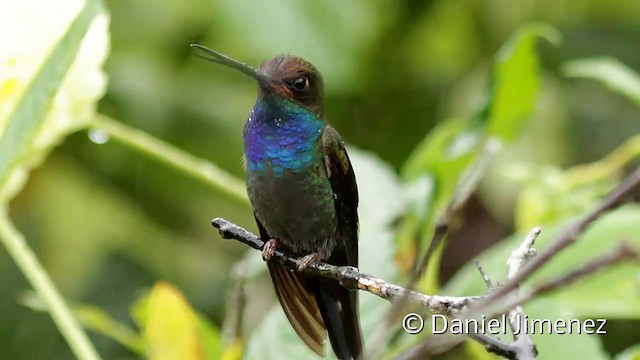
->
<box><xmin>193</xmin><ymin>44</ymin><xmax>363</xmax><ymax>360</ymax></box>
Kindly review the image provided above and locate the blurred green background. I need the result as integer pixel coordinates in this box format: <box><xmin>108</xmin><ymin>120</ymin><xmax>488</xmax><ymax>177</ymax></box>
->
<box><xmin>4</xmin><ymin>0</ymin><xmax>640</xmax><ymax>359</ymax></box>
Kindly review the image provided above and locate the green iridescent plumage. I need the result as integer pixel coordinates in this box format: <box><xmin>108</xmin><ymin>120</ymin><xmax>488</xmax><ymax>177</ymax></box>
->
<box><xmin>192</xmin><ymin>45</ymin><xmax>362</xmax><ymax>359</ymax></box>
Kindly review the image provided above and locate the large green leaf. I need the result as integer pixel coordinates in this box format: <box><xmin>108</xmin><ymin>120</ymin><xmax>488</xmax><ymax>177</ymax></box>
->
<box><xmin>243</xmin><ymin>148</ymin><xmax>405</xmax><ymax>360</ymax></box>
<box><xmin>0</xmin><ymin>0</ymin><xmax>108</xmax><ymax>203</ymax></box>
<box><xmin>563</xmin><ymin>57</ymin><xmax>640</xmax><ymax>106</ymax></box>
<box><xmin>486</xmin><ymin>23</ymin><xmax>560</xmax><ymax>141</ymax></box>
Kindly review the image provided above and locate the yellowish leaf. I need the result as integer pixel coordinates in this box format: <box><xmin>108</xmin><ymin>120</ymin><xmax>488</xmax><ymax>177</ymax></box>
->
<box><xmin>145</xmin><ymin>282</ymin><xmax>204</xmax><ymax>360</ymax></box>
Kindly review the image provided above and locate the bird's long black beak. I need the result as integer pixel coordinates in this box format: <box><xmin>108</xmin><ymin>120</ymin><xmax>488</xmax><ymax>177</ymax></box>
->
<box><xmin>190</xmin><ymin>44</ymin><xmax>269</xmax><ymax>83</ymax></box>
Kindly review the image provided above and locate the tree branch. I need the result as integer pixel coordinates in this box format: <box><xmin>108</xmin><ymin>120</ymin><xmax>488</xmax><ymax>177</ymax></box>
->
<box><xmin>212</xmin><ymin>218</ymin><xmax>480</xmax><ymax>315</ymax></box>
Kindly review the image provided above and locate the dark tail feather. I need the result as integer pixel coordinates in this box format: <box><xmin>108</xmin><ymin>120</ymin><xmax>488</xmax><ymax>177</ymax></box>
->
<box><xmin>267</xmin><ymin>262</ymin><xmax>327</xmax><ymax>356</ymax></box>
<box><xmin>312</xmin><ymin>278</ymin><xmax>363</xmax><ymax>360</ymax></box>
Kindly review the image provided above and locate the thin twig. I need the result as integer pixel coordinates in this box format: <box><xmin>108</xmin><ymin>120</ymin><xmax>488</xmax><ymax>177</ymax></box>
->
<box><xmin>505</xmin><ymin>227</ymin><xmax>541</xmax><ymax>360</ymax></box>
<box><xmin>473</xmin><ymin>259</ymin><xmax>494</xmax><ymax>289</ymax></box>
<box><xmin>468</xmin><ymin>258</ymin><xmax>517</xmax><ymax>359</ymax></box>
<box><xmin>507</xmin><ymin>227</ymin><xmax>540</xmax><ymax>279</ymax></box>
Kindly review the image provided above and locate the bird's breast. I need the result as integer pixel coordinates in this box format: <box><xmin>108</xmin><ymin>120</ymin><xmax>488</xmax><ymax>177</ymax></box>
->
<box><xmin>243</xmin><ymin>118</ymin><xmax>337</xmax><ymax>253</ymax></box>
<box><xmin>243</xmin><ymin>110</ymin><xmax>323</xmax><ymax>176</ymax></box>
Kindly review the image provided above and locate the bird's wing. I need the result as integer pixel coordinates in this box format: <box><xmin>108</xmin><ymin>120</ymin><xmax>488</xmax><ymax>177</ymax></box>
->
<box><xmin>255</xmin><ymin>216</ymin><xmax>327</xmax><ymax>356</ymax></box>
<box><xmin>319</xmin><ymin>125</ymin><xmax>363</xmax><ymax>359</ymax></box>
<box><xmin>322</xmin><ymin>125</ymin><xmax>359</xmax><ymax>266</ymax></box>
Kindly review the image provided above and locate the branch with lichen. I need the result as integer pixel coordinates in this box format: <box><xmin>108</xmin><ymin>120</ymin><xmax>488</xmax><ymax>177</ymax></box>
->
<box><xmin>212</xmin><ymin>218</ymin><xmax>480</xmax><ymax>315</ymax></box>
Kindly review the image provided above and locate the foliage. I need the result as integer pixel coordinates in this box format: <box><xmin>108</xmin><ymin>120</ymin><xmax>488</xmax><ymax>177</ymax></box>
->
<box><xmin>2</xmin><ymin>0</ymin><xmax>640</xmax><ymax>360</ymax></box>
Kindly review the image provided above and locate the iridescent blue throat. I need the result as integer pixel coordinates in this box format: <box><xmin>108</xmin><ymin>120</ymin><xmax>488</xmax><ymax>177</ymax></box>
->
<box><xmin>243</xmin><ymin>97</ymin><xmax>325</xmax><ymax>176</ymax></box>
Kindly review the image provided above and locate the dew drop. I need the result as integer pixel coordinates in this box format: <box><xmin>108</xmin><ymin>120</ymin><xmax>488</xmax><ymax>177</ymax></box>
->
<box><xmin>88</xmin><ymin>128</ymin><xmax>110</xmax><ymax>144</ymax></box>
<box><xmin>275</xmin><ymin>117</ymin><xmax>283</xmax><ymax>127</ymax></box>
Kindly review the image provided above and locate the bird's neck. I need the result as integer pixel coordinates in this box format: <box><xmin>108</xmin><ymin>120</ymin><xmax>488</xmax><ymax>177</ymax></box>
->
<box><xmin>243</xmin><ymin>96</ymin><xmax>325</xmax><ymax>174</ymax></box>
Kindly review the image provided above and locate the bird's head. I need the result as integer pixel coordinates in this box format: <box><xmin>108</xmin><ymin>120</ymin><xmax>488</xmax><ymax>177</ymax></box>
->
<box><xmin>192</xmin><ymin>44</ymin><xmax>324</xmax><ymax>115</ymax></box>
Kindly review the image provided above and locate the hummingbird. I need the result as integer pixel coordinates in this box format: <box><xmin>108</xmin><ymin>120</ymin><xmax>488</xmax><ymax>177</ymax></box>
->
<box><xmin>192</xmin><ymin>44</ymin><xmax>363</xmax><ymax>360</ymax></box>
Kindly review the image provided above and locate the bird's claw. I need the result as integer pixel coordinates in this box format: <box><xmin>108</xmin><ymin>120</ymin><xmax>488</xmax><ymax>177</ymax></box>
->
<box><xmin>262</xmin><ymin>239</ymin><xmax>281</xmax><ymax>261</ymax></box>
<box><xmin>297</xmin><ymin>252</ymin><xmax>322</xmax><ymax>271</ymax></box>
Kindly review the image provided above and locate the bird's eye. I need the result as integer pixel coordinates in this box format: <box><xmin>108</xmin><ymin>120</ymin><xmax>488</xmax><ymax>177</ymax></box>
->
<box><xmin>290</xmin><ymin>77</ymin><xmax>308</xmax><ymax>91</ymax></box>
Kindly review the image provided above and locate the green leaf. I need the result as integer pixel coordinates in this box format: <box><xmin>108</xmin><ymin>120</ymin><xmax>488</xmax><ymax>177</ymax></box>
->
<box><xmin>402</xmin><ymin>118</ymin><xmax>479</xmax><ymax>182</ymax></box>
<box><xmin>244</xmin><ymin>148</ymin><xmax>405</xmax><ymax>360</ymax></box>
<box><xmin>563</xmin><ymin>57</ymin><xmax>640</xmax><ymax>106</ymax></box>
<box><xmin>399</xmin><ymin>118</ymin><xmax>479</xmax><ymax>269</ymax></box>
<box><xmin>0</xmin><ymin>0</ymin><xmax>104</xmax><ymax>201</ymax></box>
<box><xmin>486</xmin><ymin>23</ymin><xmax>560</xmax><ymax>142</ymax></box>
<box><xmin>445</xmin><ymin>205</ymin><xmax>640</xmax><ymax>319</ymax></box>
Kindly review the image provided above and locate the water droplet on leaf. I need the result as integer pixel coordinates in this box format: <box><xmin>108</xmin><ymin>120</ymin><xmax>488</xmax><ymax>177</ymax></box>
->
<box><xmin>88</xmin><ymin>128</ymin><xmax>109</xmax><ymax>144</ymax></box>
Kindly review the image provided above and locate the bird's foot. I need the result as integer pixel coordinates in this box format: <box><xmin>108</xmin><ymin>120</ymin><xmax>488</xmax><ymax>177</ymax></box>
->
<box><xmin>261</xmin><ymin>239</ymin><xmax>281</xmax><ymax>261</ymax></box>
<box><xmin>297</xmin><ymin>252</ymin><xmax>323</xmax><ymax>271</ymax></box>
